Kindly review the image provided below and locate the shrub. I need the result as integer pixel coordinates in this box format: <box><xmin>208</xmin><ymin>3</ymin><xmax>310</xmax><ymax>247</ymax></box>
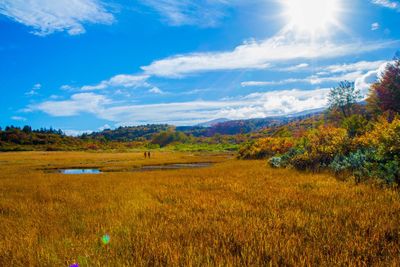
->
<box><xmin>290</xmin><ymin>152</ymin><xmax>320</xmax><ymax>171</ymax></box>
<box><xmin>237</xmin><ymin>141</ymin><xmax>256</xmax><ymax>159</ymax></box>
<box><xmin>238</xmin><ymin>137</ymin><xmax>294</xmax><ymax>159</ymax></box>
<box><xmin>290</xmin><ymin>125</ymin><xmax>349</xmax><ymax>170</ymax></box>
<box><xmin>238</xmin><ymin>111</ymin><xmax>399</xmax><ymax>186</ymax></box>
<box><xmin>377</xmin><ymin>158</ymin><xmax>400</xmax><ymax>185</ymax></box>
<box><xmin>86</xmin><ymin>144</ymin><xmax>99</xmax><ymax>150</ymax></box>
<box><xmin>356</xmin><ymin>116</ymin><xmax>400</xmax><ymax>158</ymax></box>
<box><xmin>330</xmin><ymin>150</ymin><xmax>373</xmax><ymax>183</ymax></box>
<box><xmin>151</xmin><ymin>131</ymin><xmax>190</xmax><ymax>147</ymax></box>
<box><xmin>269</xmin><ymin>157</ymin><xmax>283</xmax><ymax>168</ymax></box>
<box><xmin>341</xmin><ymin>114</ymin><xmax>369</xmax><ymax>138</ymax></box>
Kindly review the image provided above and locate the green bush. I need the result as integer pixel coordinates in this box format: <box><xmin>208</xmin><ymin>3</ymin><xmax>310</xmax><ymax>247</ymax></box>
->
<box><xmin>330</xmin><ymin>150</ymin><xmax>373</xmax><ymax>183</ymax></box>
<box><xmin>269</xmin><ymin>157</ymin><xmax>283</xmax><ymax>168</ymax></box>
<box><xmin>151</xmin><ymin>131</ymin><xmax>190</xmax><ymax>147</ymax></box>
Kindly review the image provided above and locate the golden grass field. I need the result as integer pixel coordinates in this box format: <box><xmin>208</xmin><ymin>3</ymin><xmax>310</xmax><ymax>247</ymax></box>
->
<box><xmin>0</xmin><ymin>151</ymin><xmax>399</xmax><ymax>266</ymax></box>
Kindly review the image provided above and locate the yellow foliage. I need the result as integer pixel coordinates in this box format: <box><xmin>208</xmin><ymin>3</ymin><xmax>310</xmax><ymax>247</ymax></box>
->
<box><xmin>304</xmin><ymin>125</ymin><xmax>348</xmax><ymax>158</ymax></box>
<box><xmin>356</xmin><ymin>116</ymin><xmax>400</xmax><ymax>155</ymax></box>
<box><xmin>239</xmin><ymin>137</ymin><xmax>294</xmax><ymax>159</ymax></box>
<box><xmin>255</xmin><ymin>137</ymin><xmax>294</xmax><ymax>155</ymax></box>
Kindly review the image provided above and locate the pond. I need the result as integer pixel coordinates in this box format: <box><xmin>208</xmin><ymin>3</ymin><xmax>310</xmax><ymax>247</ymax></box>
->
<box><xmin>59</xmin><ymin>169</ymin><xmax>102</xmax><ymax>174</ymax></box>
<box><xmin>53</xmin><ymin>163</ymin><xmax>213</xmax><ymax>174</ymax></box>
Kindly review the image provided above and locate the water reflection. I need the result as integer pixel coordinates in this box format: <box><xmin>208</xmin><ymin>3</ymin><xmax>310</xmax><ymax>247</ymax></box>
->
<box><xmin>59</xmin><ymin>169</ymin><xmax>101</xmax><ymax>174</ymax></box>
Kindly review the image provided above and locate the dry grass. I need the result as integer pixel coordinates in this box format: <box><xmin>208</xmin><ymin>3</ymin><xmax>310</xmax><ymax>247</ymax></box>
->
<box><xmin>0</xmin><ymin>152</ymin><xmax>399</xmax><ymax>266</ymax></box>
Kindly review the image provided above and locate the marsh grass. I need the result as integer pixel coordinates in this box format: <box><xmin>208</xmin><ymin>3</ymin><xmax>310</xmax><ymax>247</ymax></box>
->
<box><xmin>0</xmin><ymin>152</ymin><xmax>399</xmax><ymax>266</ymax></box>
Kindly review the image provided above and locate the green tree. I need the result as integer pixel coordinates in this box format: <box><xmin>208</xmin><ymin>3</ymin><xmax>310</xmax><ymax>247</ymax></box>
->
<box><xmin>22</xmin><ymin>125</ymin><xmax>32</xmax><ymax>134</ymax></box>
<box><xmin>328</xmin><ymin>81</ymin><xmax>361</xmax><ymax>118</ymax></box>
<box><xmin>341</xmin><ymin>114</ymin><xmax>369</xmax><ymax>138</ymax></box>
<box><xmin>151</xmin><ymin>131</ymin><xmax>189</xmax><ymax>147</ymax></box>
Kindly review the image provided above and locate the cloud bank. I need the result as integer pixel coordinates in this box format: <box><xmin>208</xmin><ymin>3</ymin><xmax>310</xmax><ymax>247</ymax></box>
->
<box><xmin>0</xmin><ymin>0</ymin><xmax>114</xmax><ymax>36</ymax></box>
<box><xmin>355</xmin><ymin>61</ymin><xmax>393</xmax><ymax>95</ymax></box>
<box><xmin>241</xmin><ymin>60</ymin><xmax>388</xmax><ymax>88</ymax></box>
<box><xmin>142</xmin><ymin>35</ymin><xmax>396</xmax><ymax>77</ymax></box>
<box><xmin>371</xmin><ymin>0</ymin><xmax>399</xmax><ymax>10</ymax></box>
<box><xmin>31</xmin><ymin>88</ymin><xmax>330</xmax><ymax>125</ymax></box>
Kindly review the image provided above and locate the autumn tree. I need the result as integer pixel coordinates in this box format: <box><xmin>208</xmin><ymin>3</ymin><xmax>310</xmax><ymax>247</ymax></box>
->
<box><xmin>367</xmin><ymin>56</ymin><xmax>400</xmax><ymax>115</ymax></box>
<box><xmin>328</xmin><ymin>81</ymin><xmax>361</xmax><ymax>118</ymax></box>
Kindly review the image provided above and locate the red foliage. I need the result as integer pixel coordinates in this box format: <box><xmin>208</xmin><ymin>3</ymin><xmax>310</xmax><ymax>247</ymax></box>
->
<box><xmin>371</xmin><ymin>60</ymin><xmax>400</xmax><ymax>113</ymax></box>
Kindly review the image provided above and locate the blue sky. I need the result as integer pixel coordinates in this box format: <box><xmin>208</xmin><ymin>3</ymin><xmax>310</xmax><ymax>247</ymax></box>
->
<box><xmin>1</xmin><ymin>0</ymin><xmax>399</xmax><ymax>134</ymax></box>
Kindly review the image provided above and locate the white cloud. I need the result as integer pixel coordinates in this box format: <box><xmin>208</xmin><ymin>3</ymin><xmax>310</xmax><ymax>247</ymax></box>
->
<box><xmin>242</xmin><ymin>71</ymin><xmax>365</xmax><ymax>87</ymax></box>
<box><xmin>181</xmin><ymin>88</ymin><xmax>212</xmax><ymax>95</ymax></box>
<box><xmin>63</xmin><ymin>129</ymin><xmax>93</xmax><ymax>136</ymax></box>
<box><xmin>31</xmin><ymin>88</ymin><xmax>331</xmax><ymax>125</ymax></box>
<box><xmin>49</xmin><ymin>95</ymin><xmax>62</xmax><ymax>99</ymax></box>
<box><xmin>323</xmin><ymin>60</ymin><xmax>386</xmax><ymax>73</ymax></box>
<box><xmin>33</xmin><ymin>93</ymin><xmax>110</xmax><ymax>116</ymax></box>
<box><xmin>242</xmin><ymin>60</ymin><xmax>388</xmax><ymax>87</ymax></box>
<box><xmin>81</xmin><ymin>74</ymin><xmax>150</xmax><ymax>91</ymax></box>
<box><xmin>280</xmin><ymin>63</ymin><xmax>309</xmax><ymax>71</ymax></box>
<box><xmin>11</xmin><ymin>116</ymin><xmax>27</xmax><ymax>121</ymax></box>
<box><xmin>141</xmin><ymin>34</ymin><xmax>396</xmax><ymax>77</ymax></box>
<box><xmin>25</xmin><ymin>83</ymin><xmax>42</xmax><ymax>96</ymax></box>
<box><xmin>355</xmin><ymin>61</ymin><xmax>392</xmax><ymax>96</ymax></box>
<box><xmin>371</xmin><ymin>0</ymin><xmax>399</xmax><ymax>10</ymax></box>
<box><xmin>0</xmin><ymin>0</ymin><xmax>114</xmax><ymax>36</ymax></box>
<box><xmin>308</xmin><ymin>71</ymin><xmax>365</xmax><ymax>85</ymax></box>
<box><xmin>98</xmin><ymin>124</ymin><xmax>111</xmax><ymax>131</ymax></box>
<box><xmin>241</xmin><ymin>79</ymin><xmax>302</xmax><ymax>87</ymax></box>
<box><xmin>148</xmin><ymin>87</ymin><xmax>164</xmax><ymax>94</ymax></box>
<box><xmin>140</xmin><ymin>0</ymin><xmax>232</xmax><ymax>27</ymax></box>
<box><xmin>371</xmin><ymin>22</ymin><xmax>380</xmax><ymax>31</ymax></box>
<box><xmin>98</xmin><ymin>90</ymin><xmax>329</xmax><ymax>125</ymax></box>
<box><xmin>60</xmin><ymin>85</ymin><xmax>77</xmax><ymax>91</ymax></box>
<box><xmin>103</xmin><ymin>88</ymin><xmax>331</xmax><ymax>124</ymax></box>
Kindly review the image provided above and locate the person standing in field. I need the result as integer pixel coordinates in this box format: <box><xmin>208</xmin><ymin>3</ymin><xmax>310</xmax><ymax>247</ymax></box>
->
<box><xmin>148</xmin><ymin>151</ymin><xmax>151</xmax><ymax>159</ymax></box>
<box><xmin>144</xmin><ymin>151</ymin><xmax>147</xmax><ymax>159</ymax></box>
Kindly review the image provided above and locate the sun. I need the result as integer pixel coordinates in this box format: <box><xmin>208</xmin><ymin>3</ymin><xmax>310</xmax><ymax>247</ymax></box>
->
<box><xmin>283</xmin><ymin>0</ymin><xmax>341</xmax><ymax>36</ymax></box>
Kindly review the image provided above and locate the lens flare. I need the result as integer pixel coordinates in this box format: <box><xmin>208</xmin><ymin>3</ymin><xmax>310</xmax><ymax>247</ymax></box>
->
<box><xmin>102</xmin><ymin>234</ymin><xmax>110</xmax><ymax>245</ymax></box>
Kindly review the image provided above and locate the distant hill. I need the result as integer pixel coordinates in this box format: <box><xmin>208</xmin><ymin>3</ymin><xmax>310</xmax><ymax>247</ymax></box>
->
<box><xmin>285</xmin><ymin>107</ymin><xmax>326</xmax><ymax>118</ymax></box>
<box><xmin>184</xmin><ymin>109</ymin><xmax>325</xmax><ymax>136</ymax></box>
<box><xmin>80</xmin><ymin>109</ymin><xmax>326</xmax><ymax>140</ymax></box>
<box><xmin>202</xmin><ymin>117</ymin><xmax>288</xmax><ymax>136</ymax></box>
<box><xmin>196</xmin><ymin>118</ymin><xmax>230</xmax><ymax>127</ymax></box>
<box><xmin>84</xmin><ymin>124</ymin><xmax>172</xmax><ymax>141</ymax></box>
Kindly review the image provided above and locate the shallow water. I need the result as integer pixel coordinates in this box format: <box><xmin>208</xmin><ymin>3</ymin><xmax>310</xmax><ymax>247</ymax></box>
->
<box><xmin>59</xmin><ymin>169</ymin><xmax>102</xmax><ymax>174</ymax></box>
<box><xmin>54</xmin><ymin>163</ymin><xmax>212</xmax><ymax>174</ymax></box>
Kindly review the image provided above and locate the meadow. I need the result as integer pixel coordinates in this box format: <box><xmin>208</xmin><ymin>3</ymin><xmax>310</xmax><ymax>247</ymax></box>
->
<box><xmin>0</xmin><ymin>152</ymin><xmax>399</xmax><ymax>266</ymax></box>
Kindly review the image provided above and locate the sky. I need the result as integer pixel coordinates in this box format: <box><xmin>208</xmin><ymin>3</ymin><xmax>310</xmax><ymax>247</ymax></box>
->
<box><xmin>0</xmin><ymin>0</ymin><xmax>399</xmax><ymax>135</ymax></box>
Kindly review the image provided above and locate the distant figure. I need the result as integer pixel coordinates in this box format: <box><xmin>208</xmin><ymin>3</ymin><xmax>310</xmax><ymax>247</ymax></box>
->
<box><xmin>148</xmin><ymin>151</ymin><xmax>151</xmax><ymax>159</ymax></box>
<box><xmin>144</xmin><ymin>151</ymin><xmax>147</xmax><ymax>159</ymax></box>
